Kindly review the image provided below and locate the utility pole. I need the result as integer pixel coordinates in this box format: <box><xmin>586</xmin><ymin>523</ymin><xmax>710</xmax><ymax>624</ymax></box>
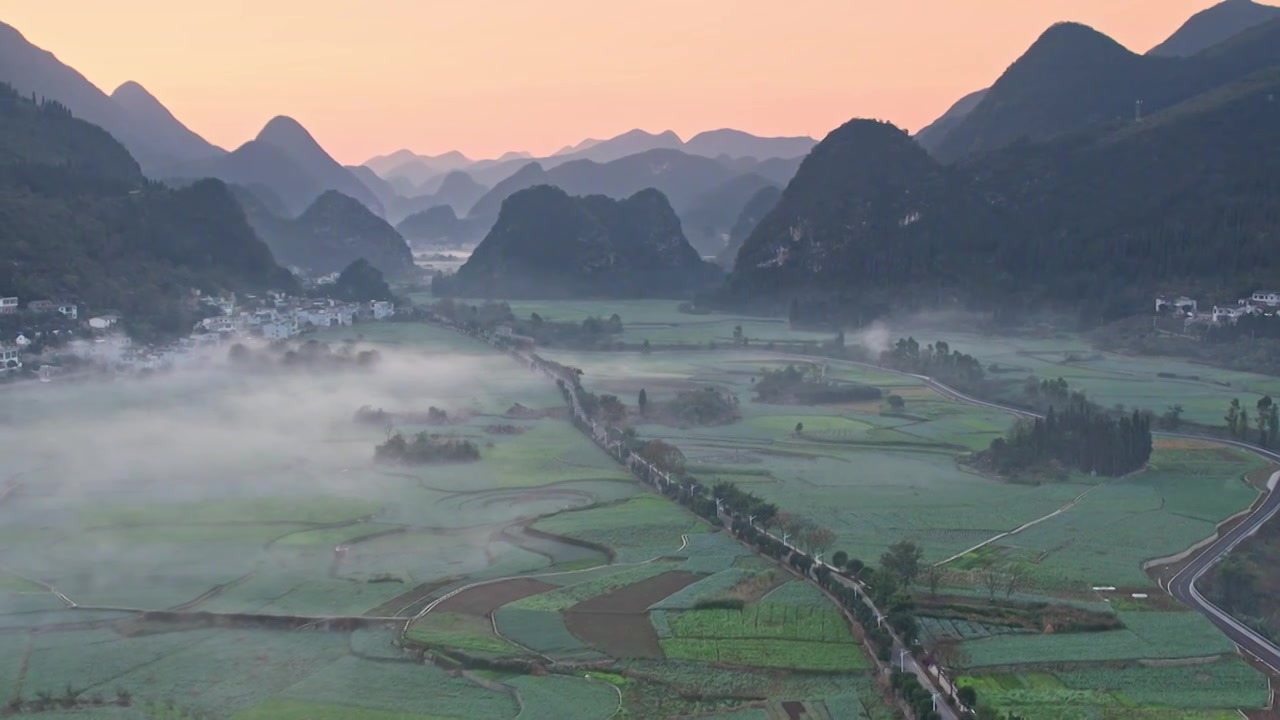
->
<box><xmin>900</xmin><ymin>649</ymin><xmax>909</xmax><ymax>671</ymax></box>
<box><xmin>1135</xmin><ymin>99</ymin><xmax>1143</xmax><ymax>123</ymax></box>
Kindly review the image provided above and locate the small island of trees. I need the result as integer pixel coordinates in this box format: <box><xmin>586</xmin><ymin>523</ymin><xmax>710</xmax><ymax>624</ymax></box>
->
<box><xmin>754</xmin><ymin>364</ymin><xmax>882</xmax><ymax>405</ymax></box>
<box><xmin>374</xmin><ymin>432</ymin><xmax>480</xmax><ymax>465</ymax></box>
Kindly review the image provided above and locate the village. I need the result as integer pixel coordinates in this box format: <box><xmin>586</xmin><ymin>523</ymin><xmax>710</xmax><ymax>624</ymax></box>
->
<box><xmin>0</xmin><ymin>287</ymin><xmax>396</xmax><ymax>382</ymax></box>
<box><xmin>1156</xmin><ymin>290</ymin><xmax>1280</xmax><ymax>327</ymax></box>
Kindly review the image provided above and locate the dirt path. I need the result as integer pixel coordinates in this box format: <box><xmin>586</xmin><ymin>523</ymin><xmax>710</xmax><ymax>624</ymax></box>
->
<box><xmin>933</xmin><ymin>482</ymin><xmax>1109</xmax><ymax>567</ymax></box>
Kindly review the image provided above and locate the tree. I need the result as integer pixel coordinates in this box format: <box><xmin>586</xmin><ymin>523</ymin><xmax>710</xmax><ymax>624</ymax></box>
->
<box><xmin>1227</xmin><ymin>398</ymin><xmax>1241</xmax><ymax>437</ymax></box>
<box><xmin>733</xmin><ymin>325</ymin><xmax>744</xmax><ymax>344</ymax></box>
<box><xmin>832</xmin><ymin>550</ymin><xmax>849</xmax><ymax>568</ymax></box>
<box><xmin>637</xmin><ymin>440</ymin><xmax>686</xmax><ymax>475</ymax></box>
<box><xmin>641</xmin><ymin>339</ymin><xmax>651</xmax><ymax>354</ymax></box>
<box><xmin>845</xmin><ymin>558</ymin><xmax>865</xmax><ymax>576</ymax></box>
<box><xmin>1160</xmin><ymin>404</ymin><xmax>1183</xmax><ymax>430</ymax></box>
<box><xmin>881</xmin><ymin>540</ymin><xmax>924</xmax><ymax>586</ymax></box>
<box><xmin>806</xmin><ymin>528</ymin><xmax>837</xmax><ymax>558</ymax></box>
<box><xmin>923</xmin><ymin>563</ymin><xmax>945</xmax><ymax>596</ymax></box>
<box><xmin>1258</xmin><ymin>396</ymin><xmax>1274</xmax><ymax>446</ymax></box>
<box><xmin>979</xmin><ymin>563</ymin><xmax>1005</xmax><ymax>601</ymax></box>
<box><xmin>1003</xmin><ymin>563</ymin><xmax>1028</xmax><ymax>599</ymax></box>
<box><xmin>795</xmin><ymin>422</ymin><xmax>804</xmax><ymax>435</ymax></box>
<box><xmin>1240</xmin><ymin>408</ymin><xmax>1249</xmax><ymax>442</ymax></box>
<box><xmin>886</xmin><ymin>394</ymin><xmax>906</xmax><ymax>411</ymax></box>
<box><xmin>638</xmin><ymin>388</ymin><xmax>648</xmax><ymax>416</ymax></box>
<box><xmin>957</xmin><ymin>686</ymin><xmax>978</xmax><ymax>709</ymax></box>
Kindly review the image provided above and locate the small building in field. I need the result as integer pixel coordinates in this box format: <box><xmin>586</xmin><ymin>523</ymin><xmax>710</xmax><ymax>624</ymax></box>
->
<box><xmin>27</xmin><ymin>300</ymin><xmax>55</xmax><ymax>313</ymax></box>
<box><xmin>370</xmin><ymin>301</ymin><xmax>395</xmax><ymax>320</ymax></box>
<box><xmin>56</xmin><ymin>302</ymin><xmax>78</xmax><ymax>320</ymax></box>
<box><xmin>0</xmin><ymin>297</ymin><xmax>17</xmax><ymax>314</ymax></box>
<box><xmin>0</xmin><ymin>344</ymin><xmax>22</xmax><ymax>372</ymax></box>
<box><xmin>262</xmin><ymin>319</ymin><xmax>299</xmax><ymax>341</ymax></box>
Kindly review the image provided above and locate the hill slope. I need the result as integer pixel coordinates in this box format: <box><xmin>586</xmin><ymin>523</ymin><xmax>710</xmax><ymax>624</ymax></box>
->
<box><xmin>933</xmin><ymin>19</ymin><xmax>1280</xmax><ymax>162</ymax></box>
<box><xmin>723</xmin><ymin>69</ymin><xmax>1280</xmax><ymax>322</ymax></box>
<box><xmin>169</xmin><ymin>116</ymin><xmax>383</xmax><ymax>217</ymax></box>
<box><xmin>0</xmin><ymin>83</ymin><xmax>294</xmax><ymax>340</ymax></box>
<box><xmin>436</xmin><ymin>185</ymin><xmax>721</xmax><ymax>299</ymax></box>
<box><xmin>236</xmin><ymin>190</ymin><xmax>414</xmax><ymax>279</ymax></box>
<box><xmin>716</xmin><ymin>185</ymin><xmax>782</xmax><ymax>268</ymax></box>
<box><xmin>913</xmin><ymin>88</ymin><xmax>989</xmax><ymax>155</ymax></box>
<box><xmin>0</xmin><ymin>22</ymin><xmax>221</xmax><ymax>175</ymax></box>
<box><xmin>1149</xmin><ymin>0</ymin><xmax>1280</xmax><ymax>56</ymax></box>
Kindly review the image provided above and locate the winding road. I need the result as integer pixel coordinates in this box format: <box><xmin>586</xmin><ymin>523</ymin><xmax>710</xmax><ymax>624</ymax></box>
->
<box><xmin>825</xmin><ymin>354</ymin><xmax>1280</xmax><ymax>676</ymax></box>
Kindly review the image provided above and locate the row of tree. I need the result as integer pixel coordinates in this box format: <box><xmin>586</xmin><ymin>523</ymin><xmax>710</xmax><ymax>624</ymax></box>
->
<box><xmin>1225</xmin><ymin>396</ymin><xmax>1280</xmax><ymax>446</ymax></box>
<box><xmin>882</xmin><ymin>338</ymin><xmax>985</xmax><ymax>393</ymax></box>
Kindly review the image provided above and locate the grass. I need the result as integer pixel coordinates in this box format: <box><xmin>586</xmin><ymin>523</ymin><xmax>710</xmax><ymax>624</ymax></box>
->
<box><xmin>958</xmin><ymin>657</ymin><xmax>1269</xmax><ymax>718</ymax></box>
<box><xmin>234</xmin><ymin>699</ymin><xmax>468</xmax><ymax>720</ymax></box>
<box><xmin>404</xmin><ymin>611</ymin><xmax>525</xmax><ymax>655</ymax></box>
<box><xmin>510</xmin><ymin>562</ymin><xmax>680</xmax><ymax>611</ymax></box>
<box><xmin>661</xmin><ymin>637</ymin><xmax>867</xmax><ymax>672</ymax></box>
<box><xmin>658</xmin><ymin>602</ymin><xmax>868</xmax><ymax>672</ymax></box>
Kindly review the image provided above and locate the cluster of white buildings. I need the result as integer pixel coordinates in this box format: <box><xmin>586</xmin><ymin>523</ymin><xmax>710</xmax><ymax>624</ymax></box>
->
<box><xmin>1157</xmin><ymin>291</ymin><xmax>1280</xmax><ymax>327</ymax></box>
<box><xmin>192</xmin><ymin>291</ymin><xmax>395</xmax><ymax>343</ymax></box>
<box><xmin>1</xmin><ymin>287</ymin><xmax>397</xmax><ymax>380</ymax></box>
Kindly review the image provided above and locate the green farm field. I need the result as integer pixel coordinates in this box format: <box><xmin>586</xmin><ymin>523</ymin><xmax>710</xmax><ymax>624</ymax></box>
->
<box><xmin>510</xmin><ymin>302</ymin><xmax>1277</xmax><ymax>719</ymax></box>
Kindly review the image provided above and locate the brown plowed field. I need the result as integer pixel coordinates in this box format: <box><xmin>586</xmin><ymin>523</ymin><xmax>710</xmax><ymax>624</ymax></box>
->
<box><xmin>565</xmin><ymin>570</ymin><xmax>702</xmax><ymax>658</ymax></box>
<box><xmin>434</xmin><ymin>577</ymin><xmax>557</xmax><ymax>616</ymax></box>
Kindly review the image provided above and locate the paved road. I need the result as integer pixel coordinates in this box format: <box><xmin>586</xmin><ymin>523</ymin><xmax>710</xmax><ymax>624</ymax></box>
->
<box><xmin>813</xmin><ymin>353</ymin><xmax>1280</xmax><ymax>676</ymax></box>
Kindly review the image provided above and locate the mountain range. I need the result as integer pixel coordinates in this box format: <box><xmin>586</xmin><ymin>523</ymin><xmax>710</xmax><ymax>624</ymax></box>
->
<box><xmin>0</xmin><ymin>82</ymin><xmax>294</xmax><ymax>340</ymax></box>
<box><xmin>0</xmin><ymin>21</ymin><xmax>222</xmax><ymax>175</ymax></box>
<box><xmin>367</xmin><ymin>128</ymin><xmax>816</xmax><ymax>192</ymax></box>
<box><xmin>723</xmin><ymin>23</ymin><xmax>1280</xmax><ymax>322</ymax></box>
<box><xmin>435</xmin><ymin>185</ymin><xmax>721</xmax><ymax>299</ymax></box>
<box><xmin>234</xmin><ymin>189</ymin><xmax>415</xmax><ymax>279</ymax></box>
<box><xmin>914</xmin><ymin>0</ymin><xmax>1280</xmax><ymax>159</ymax></box>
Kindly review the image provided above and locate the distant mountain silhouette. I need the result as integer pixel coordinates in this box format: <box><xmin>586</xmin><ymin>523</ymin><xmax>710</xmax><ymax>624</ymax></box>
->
<box><xmin>348</xmin><ymin>164</ymin><xmax>400</xmax><ymax>210</ymax></box>
<box><xmin>466</xmin><ymin>162</ymin><xmax>550</xmax><ymax>223</ymax></box>
<box><xmin>716</xmin><ymin>185</ymin><xmax>781</xmax><ymax>268</ymax></box>
<box><xmin>932</xmin><ymin>19</ymin><xmax>1280</xmax><ymax>162</ymax></box>
<box><xmin>679</xmin><ymin>173</ymin><xmax>778</xmax><ymax>256</ymax></box>
<box><xmin>365</xmin><ymin>148</ymin><xmax>472</xmax><ymax>177</ymax></box>
<box><xmin>0</xmin><ymin>21</ymin><xmax>222</xmax><ymax>174</ymax></box>
<box><xmin>684</xmin><ymin>129</ymin><xmax>815</xmax><ymax>159</ymax></box>
<box><xmin>913</xmin><ymin>88</ymin><xmax>989</xmax><ymax>154</ymax></box>
<box><xmin>1149</xmin><ymin>0</ymin><xmax>1280</xmax><ymax>56</ymax></box>
<box><xmin>396</xmin><ymin>205</ymin><xmax>469</xmax><ymax>248</ymax></box>
<box><xmin>436</xmin><ymin>185</ymin><xmax>720</xmax><ymax>299</ymax></box>
<box><xmin>169</xmin><ymin>115</ymin><xmax>383</xmax><ymax>217</ymax></box>
<box><xmin>236</xmin><ymin>189</ymin><xmax>414</xmax><ymax>278</ymax></box>
<box><xmin>367</xmin><ymin>129</ymin><xmax>815</xmax><ymax>190</ymax></box>
<box><xmin>431</xmin><ymin>170</ymin><xmax>488</xmax><ymax>216</ymax></box>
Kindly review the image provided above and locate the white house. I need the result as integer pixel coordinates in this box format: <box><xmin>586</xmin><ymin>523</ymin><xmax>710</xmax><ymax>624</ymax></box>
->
<box><xmin>0</xmin><ymin>297</ymin><xmax>17</xmax><ymax>314</ymax></box>
<box><xmin>261</xmin><ymin>319</ymin><xmax>298</xmax><ymax>340</ymax></box>
<box><xmin>56</xmin><ymin>302</ymin><xmax>78</xmax><ymax>320</ymax></box>
<box><xmin>1155</xmin><ymin>295</ymin><xmax>1198</xmax><ymax>314</ymax></box>
<box><xmin>1251</xmin><ymin>291</ymin><xmax>1280</xmax><ymax>307</ymax></box>
<box><xmin>14</xmin><ymin>333</ymin><xmax>31</xmax><ymax>348</ymax></box>
<box><xmin>0</xmin><ymin>343</ymin><xmax>20</xmax><ymax>371</ymax></box>
<box><xmin>370</xmin><ymin>301</ymin><xmax>395</xmax><ymax>320</ymax></box>
<box><xmin>1213</xmin><ymin>305</ymin><xmax>1248</xmax><ymax>324</ymax></box>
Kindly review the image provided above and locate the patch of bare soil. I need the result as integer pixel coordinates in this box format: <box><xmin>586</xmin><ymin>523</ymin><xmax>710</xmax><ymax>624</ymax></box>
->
<box><xmin>565</xmin><ymin>571</ymin><xmax>703</xmax><ymax>658</ymax></box>
<box><xmin>433</xmin><ymin>577</ymin><xmax>557</xmax><ymax>616</ymax></box>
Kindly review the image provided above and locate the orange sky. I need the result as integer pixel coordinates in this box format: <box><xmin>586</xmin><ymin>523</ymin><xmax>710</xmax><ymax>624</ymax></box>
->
<box><xmin>5</xmin><ymin>0</ymin><xmax>1222</xmax><ymax>164</ymax></box>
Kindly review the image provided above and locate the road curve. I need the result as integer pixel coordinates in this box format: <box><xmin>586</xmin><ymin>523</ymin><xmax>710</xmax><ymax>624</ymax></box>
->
<box><xmin>816</xmin><ymin>354</ymin><xmax>1280</xmax><ymax>674</ymax></box>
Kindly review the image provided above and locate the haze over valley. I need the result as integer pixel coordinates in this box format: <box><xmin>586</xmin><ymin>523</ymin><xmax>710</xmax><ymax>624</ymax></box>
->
<box><xmin>4</xmin><ymin>3</ymin><xmax>1280</xmax><ymax>719</ymax></box>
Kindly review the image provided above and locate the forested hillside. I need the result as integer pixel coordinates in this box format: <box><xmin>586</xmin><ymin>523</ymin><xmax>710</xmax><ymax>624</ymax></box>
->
<box><xmin>436</xmin><ymin>185</ymin><xmax>721</xmax><ymax>299</ymax></box>
<box><xmin>723</xmin><ymin>67</ymin><xmax>1280</xmax><ymax>323</ymax></box>
<box><xmin>0</xmin><ymin>83</ymin><xmax>295</xmax><ymax>340</ymax></box>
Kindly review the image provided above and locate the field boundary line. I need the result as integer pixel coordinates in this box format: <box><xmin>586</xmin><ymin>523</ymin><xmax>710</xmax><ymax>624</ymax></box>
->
<box><xmin>400</xmin><ymin>533</ymin><xmax>689</xmax><ymax>642</ymax></box>
<box><xmin>934</xmin><ymin>482</ymin><xmax>1107</xmax><ymax>567</ymax></box>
